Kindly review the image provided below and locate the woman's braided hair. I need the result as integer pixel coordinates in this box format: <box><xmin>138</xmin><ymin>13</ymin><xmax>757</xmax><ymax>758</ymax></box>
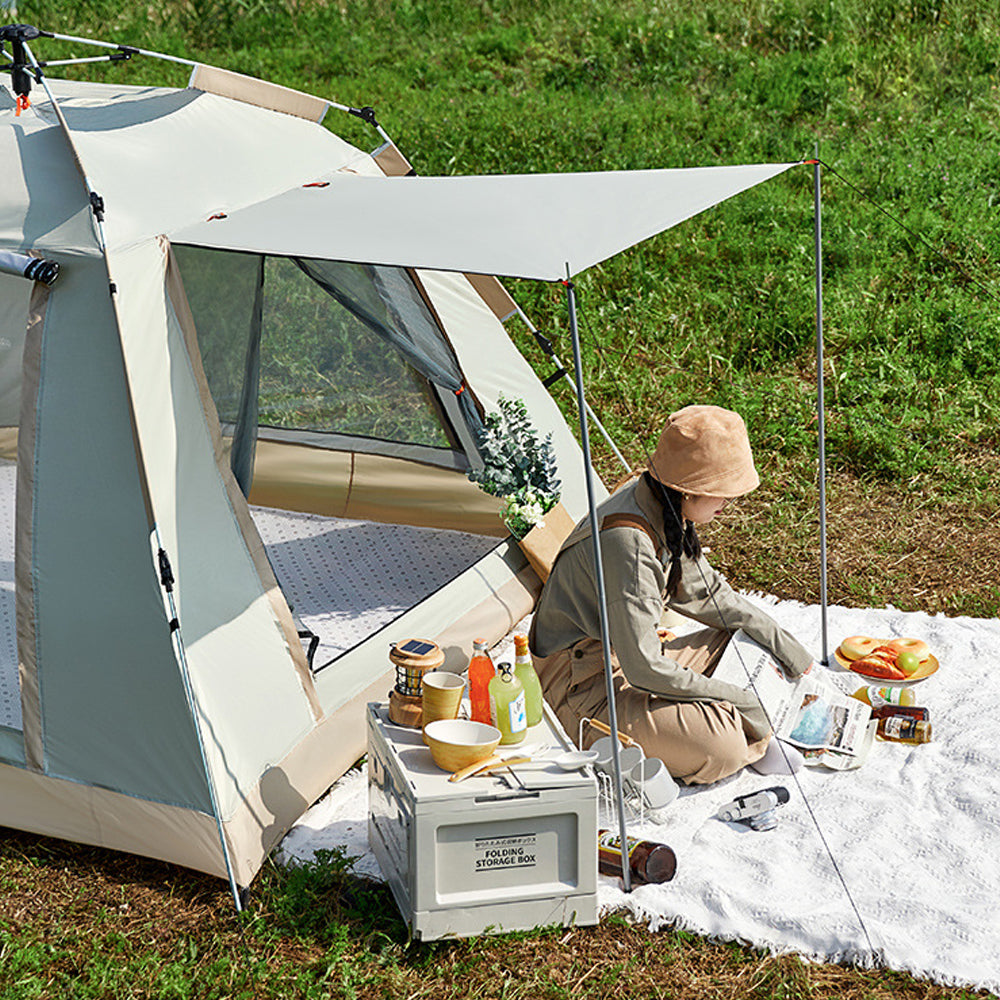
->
<box><xmin>642</xmin><ymin>471</ymin><xmax>701</xmax><ymax>598</ymax></box>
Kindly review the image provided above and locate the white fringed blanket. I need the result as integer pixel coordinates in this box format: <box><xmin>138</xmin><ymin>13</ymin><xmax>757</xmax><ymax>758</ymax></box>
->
<box><xmin>279</xmin><ymin>599</ymin><xmax>1000</xmax><ymax>994</ymax></box>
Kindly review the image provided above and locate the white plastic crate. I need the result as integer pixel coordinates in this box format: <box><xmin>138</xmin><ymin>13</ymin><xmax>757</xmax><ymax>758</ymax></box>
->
<box><xmin>367</xmin><ymin>701</ymin><xmax>598</xmax><ymax>940</ymax></box>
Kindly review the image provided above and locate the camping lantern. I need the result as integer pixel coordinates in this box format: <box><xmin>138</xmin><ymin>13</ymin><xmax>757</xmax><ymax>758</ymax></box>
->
<box><xmin>387</xmin><ymin>638</ymin><xmax>445</xmax><ymax>727</ymax></box>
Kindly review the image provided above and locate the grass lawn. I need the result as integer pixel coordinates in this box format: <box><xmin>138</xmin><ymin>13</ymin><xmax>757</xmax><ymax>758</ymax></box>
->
<box><xmin>3</xmin><ymin>0</ymin><xmax>999</xmax><ymax>996</ymax></box>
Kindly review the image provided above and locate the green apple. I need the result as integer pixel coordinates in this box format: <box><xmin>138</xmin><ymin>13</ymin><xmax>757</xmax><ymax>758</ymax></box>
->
<box><xmin>897</xmin><ymin>650</ymin><xmax>922</xmax><ymax>676</ymax></box>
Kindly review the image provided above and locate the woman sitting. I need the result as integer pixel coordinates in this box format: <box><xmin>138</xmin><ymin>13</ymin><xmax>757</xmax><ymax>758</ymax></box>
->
<box><xmin>529</xmin><ymin>404</ymin><xmax>813</xmax><ymax>784</ymax></box>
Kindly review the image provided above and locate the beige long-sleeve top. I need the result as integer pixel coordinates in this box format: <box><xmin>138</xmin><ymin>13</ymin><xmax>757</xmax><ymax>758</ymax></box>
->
<box><xmin>530</xmin><ymin>477</ymin><xmax>813</xmax><ymax>739</ymax></box>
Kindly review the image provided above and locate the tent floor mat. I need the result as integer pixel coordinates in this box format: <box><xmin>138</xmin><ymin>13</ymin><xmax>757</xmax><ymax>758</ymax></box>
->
<box><xmin>249</xmin><ymin>504</ymin><xmax>501</xmax><ymax>671</ymax></box>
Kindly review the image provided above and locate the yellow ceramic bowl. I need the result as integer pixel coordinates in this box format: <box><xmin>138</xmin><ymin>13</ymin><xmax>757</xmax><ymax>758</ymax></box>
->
<box><xmin>423</xmin><ymin>719</ymin><xmax>501</xmax><ymax>773</ymax></box>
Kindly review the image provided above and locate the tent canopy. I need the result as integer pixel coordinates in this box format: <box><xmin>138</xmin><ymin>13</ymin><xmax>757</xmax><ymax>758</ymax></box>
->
<box><xmin>172</xmin><ymin>163</ymin><xmax>800</xmax><ymax>281</ymax></box>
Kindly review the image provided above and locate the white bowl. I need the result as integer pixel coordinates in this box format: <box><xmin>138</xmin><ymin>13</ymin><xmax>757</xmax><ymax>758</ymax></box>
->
<box><xmin>423</xmin><ymin>719</ymin><xmax>502</xmax><ymax>772</ymax></box>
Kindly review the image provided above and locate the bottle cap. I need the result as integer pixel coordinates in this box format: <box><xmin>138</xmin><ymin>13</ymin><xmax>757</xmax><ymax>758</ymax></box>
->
<box><xmin>473</xmin><ymin>637</ymin><xmax>487</xmax><ymax>651</ymax></box>
<box><xmin>514</xmin><ymin>634</ymin><xmax>529</xmax><ymax>655</ymax></box>
<box><xmin>497</xmin><ymin>661</ymin><xmax>513</xmax><ymax>680</ymax></box>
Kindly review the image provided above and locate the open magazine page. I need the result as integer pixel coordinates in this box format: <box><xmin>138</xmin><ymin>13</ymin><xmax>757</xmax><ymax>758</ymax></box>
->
<box><xmin>712</xmin><ymin>630</ymin><xmax>873</xmax><ymax>757</ymax></box>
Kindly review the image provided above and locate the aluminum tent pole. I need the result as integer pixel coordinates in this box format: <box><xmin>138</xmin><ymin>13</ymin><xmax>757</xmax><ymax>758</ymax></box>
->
<box><xmin>813</xmin><ymin>158</ymin><xmax>830</xmax><ymax>665</ymax></box>
<box><xmin>563</xmin><ymin>266</ymin><xmax>632</xmax><ymax>892</ymax></box>
<box><xmin>513</xmin><ymin>305</ymin><xmax>632</xmax><ymax>473</ymax></box>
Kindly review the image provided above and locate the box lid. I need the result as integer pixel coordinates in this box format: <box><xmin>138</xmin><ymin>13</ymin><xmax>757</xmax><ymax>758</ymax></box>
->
<box><xmin>369</xmin><ymin>703</ymin><xmax>598</xmax><ymax>804</ymax></box>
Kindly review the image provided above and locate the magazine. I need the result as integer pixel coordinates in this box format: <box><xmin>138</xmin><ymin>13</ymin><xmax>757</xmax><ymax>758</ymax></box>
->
<box><xmin>712</xmin><ymin>630</ymin><xmax>873</xmax><ymax>760</ymax></box>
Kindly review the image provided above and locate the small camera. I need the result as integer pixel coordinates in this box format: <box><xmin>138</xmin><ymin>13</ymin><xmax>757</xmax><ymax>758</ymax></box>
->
<box><xmin>717</xmin><ymin>785</ymin><xmax>791</xmax><ymax>831</ymax></box>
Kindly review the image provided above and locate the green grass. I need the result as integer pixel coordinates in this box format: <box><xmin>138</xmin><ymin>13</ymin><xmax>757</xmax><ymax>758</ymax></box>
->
<box><xmin>2</xmin><ymin>835</ymin><xmax>990</xmax><ymax>999</ymax></box>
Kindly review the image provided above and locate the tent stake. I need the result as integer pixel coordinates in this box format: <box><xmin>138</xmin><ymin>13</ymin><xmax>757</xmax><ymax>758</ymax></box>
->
<box><xmin>813</xmin><ymin>157</ymin><xmax>829</xmax><ymax>665</ymax></box>
<box><xmin>563</xmin><ymin>266</ymin><xmax>632</xmax><ymax>892</ymax></box>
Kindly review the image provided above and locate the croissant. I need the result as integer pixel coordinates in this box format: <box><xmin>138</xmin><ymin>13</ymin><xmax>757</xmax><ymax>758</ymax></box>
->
<box><xmin>850</xmin><ymin>652</ymin><xmax>905</xmax><ymax>681</ymax></box>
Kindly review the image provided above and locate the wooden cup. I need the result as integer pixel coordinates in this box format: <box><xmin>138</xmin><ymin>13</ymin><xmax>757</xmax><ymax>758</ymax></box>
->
<box><xmin>421</xmin><ymin>671</ymin><xmax>465</xmax><ymax>743</ymax></box>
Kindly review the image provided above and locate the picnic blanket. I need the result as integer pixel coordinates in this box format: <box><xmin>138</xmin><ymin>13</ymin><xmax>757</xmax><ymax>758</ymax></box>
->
<box><xmin>278</xmin><ymin>598</ymin><xmax>1000</xmax><ymax>994</ymax></box>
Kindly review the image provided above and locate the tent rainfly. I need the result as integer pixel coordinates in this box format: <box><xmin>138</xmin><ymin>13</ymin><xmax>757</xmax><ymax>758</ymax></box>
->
<box><xmin>1</xmin><ymin>34</ymin><xmax>802</xmax><ymax>901</ymax></box>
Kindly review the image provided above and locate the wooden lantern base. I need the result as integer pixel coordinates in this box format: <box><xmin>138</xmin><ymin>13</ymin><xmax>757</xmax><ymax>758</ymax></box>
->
<box><xmin>388</xmin><ymin>688</ymin><xmax>424</xmax><ymax>728</ymax></box>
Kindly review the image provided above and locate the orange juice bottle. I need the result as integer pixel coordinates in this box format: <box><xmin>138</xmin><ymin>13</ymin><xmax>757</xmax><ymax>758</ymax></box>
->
<box><xmin>468</xmin><ymin>638</ymin><xmax>495</xmax><ymax>725</ymax></box>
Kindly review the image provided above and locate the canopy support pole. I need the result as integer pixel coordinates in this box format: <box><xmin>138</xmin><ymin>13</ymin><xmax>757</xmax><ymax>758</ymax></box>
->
<box><xmin>813</xmin><ymin>158</ymin><xmax>829</xmax><ymax>665</ymax></box>
<box><xmin>564</xmin><ymin>266</ymin><xmax>632</xmax><ymax>892</ymax></box>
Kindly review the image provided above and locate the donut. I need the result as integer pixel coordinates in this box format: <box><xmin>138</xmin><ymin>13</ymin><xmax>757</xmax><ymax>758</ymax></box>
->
<box><xmin>839</xmin><ymin>635</ymin><xmax>879</xmax><ymax>661</ymax></box>
<box><xmin>886</xmin><ymin>637</ymin><xmax>931</xmax><ymax>662</ymax></box>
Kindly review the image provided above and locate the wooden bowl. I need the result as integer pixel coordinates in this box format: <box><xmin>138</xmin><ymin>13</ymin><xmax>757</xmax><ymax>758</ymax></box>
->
<box><xmin>423</xmin><ymin>719</ymin><xmax>501</xmax><ymax>773</ymax></box>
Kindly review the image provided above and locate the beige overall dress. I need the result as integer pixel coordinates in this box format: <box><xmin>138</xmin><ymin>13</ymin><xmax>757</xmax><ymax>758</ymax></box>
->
<box><xmin>529</xmin><ymin>477</ymin><xmax>812</xmax><ymax>785</ymax></box>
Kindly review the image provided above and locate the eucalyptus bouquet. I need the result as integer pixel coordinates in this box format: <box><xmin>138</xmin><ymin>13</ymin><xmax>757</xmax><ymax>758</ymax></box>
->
<box><xmin>468</xmin><ymin>395</ymin><xmax>562</xmax><ymax>540</ymax></box>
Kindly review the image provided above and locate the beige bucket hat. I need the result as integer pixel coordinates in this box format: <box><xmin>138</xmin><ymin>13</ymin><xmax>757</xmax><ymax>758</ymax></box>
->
<box><xmin>649</xmin><ymin>405</ymin><xmax>760</xmax><ymax>498</ymax></box>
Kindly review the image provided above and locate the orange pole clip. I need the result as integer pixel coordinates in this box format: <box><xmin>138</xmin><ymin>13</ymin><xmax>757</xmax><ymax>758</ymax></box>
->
<box><xmin>15</xmin><ymin>94</ymin><xmax>31</xmax><ymax>116</ymax></box>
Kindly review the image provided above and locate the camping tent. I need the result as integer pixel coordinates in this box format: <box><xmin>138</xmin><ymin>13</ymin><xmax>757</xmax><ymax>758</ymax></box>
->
<box><xmin>2</xmin><ymin>33</ymin><xmax>805</xmax><ymax>899</ymax></box>
<box><xmin>0</xmin><ymin>65</ymin><xmax>598</xmax><ymax>896</ymax></box>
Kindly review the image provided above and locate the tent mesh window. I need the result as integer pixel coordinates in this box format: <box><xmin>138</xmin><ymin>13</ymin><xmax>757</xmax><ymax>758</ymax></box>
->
<box><xmin>0</xmin><ymin>273</ymin><xmax>28</xmax><ymax>738</ymax></box>
<box><xmin>175</xmin><ymin>247</ymin><xmax>463</xmax><ymax>466</ymax></box>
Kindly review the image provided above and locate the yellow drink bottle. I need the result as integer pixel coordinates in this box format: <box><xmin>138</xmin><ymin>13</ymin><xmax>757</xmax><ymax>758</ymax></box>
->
<box><xmin>851</xmin><ymin>685</ymin><xmax>916</xmax><ymax>708</ymax></box>
<box><xmin>489</xmin><ymin>662</ymin><xmax>527</xmax><ymax>745</ymax></box>
<box><xmin>513</xmin><ymin>634</ymin><xmax>543</xmax><ymax>727</ymax></box>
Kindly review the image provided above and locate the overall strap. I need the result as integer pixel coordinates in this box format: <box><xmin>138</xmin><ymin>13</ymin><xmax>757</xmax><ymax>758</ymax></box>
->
<box><xmin>600</xmin><ymin>512</ymin><xmax>662</xmax><ymax>557</ymax></box>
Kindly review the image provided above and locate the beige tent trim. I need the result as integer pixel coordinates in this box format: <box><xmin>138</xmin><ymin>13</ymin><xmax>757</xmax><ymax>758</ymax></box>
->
<box><xmin>465</xmin><ymin>272</ymin><xmax>519</xmax><ymax>323</ymax></box>
<box><xmin>15</xmin><ymin>283</ymin><xmax>48</xmax><ymax>771</ymax></box>
<box><xmin>0</xmin><ymin>761</ymin><xmax>229</xmax><ymax>876</ymax></box>
<box><xmin>188</xmin><ymin>64</ymin><xmax>329</xmax><ymax>124</ymax></box>
<box><xmin>371</xmin><ymin>140</ymin><xmax>414</xmax><ymax>178</ymax></box>
<box><xmin>163</xmin><ymin>239</ymin><xmax>323</xmax><ymax>722</ymax></box>
<box><xmin>248</xmin><ymin>438</ymin><xmax>506</xmax><ymax>536</ymax></box>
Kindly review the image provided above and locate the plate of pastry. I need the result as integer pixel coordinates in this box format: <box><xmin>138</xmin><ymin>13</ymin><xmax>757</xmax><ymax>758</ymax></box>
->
<box><xmin>834</xmin><ymin>635</ymin><xmax>939</xmax><ymax>682</ymax></box>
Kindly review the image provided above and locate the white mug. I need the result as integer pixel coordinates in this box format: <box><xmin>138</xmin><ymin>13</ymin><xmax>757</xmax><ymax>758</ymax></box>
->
<box><xmin>628</xmin><ymin>756</ymin><xmax>679</xmax><ymax>809</ymax></box>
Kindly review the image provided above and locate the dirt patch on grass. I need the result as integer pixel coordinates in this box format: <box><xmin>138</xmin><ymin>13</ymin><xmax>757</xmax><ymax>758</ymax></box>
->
<box><xmin>704</xmin><ymin>467</ymin><xmax>1000</xmax><ymax>618</ymax></box>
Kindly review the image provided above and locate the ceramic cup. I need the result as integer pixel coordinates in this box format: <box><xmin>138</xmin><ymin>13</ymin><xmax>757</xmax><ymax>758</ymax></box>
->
<box><xmin>421</xmin><ymin>671</ymin><xmax>465</xmax><ymax>743</ymax></box>
<box><xmin>592</xmin><ymin>736</ymin><xmax>644</xmax><ymax>779</ymax></box>
<box><xmin>628</xmin><ymin>756</ymin><xmax>679</xmax><ymax>810</ymax></box>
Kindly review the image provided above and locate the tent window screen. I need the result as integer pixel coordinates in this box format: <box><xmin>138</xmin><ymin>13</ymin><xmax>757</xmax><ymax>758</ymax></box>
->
<box><xmin>175</xmin><ymin>246</ymin><xmax>458</xmax><ymax>453</ymax></box>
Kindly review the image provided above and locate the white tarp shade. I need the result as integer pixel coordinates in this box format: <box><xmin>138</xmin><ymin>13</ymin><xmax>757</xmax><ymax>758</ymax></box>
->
<box><xmin>172</xmin><ymin>163</ymin><xmax>800</xmax><ymax>281</ymax></box>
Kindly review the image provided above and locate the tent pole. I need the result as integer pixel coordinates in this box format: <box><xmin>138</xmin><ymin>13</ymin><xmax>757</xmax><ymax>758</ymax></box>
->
<box><xmin>514</xmin><ymin>306</ymin><xmax>632</xmax><ymax>473</ymax></box>
<box><xmin>155</xmin><ymin>533</ymin><xmax>245</xmax><ymax>912</ymax></box>
<box><xmin>563</xmin><ymin>266</ymin><xmax>632</xmax><ymax>892</ymax></box>
<box><xmin>813</xmin><ymin>157</ymin><xmax>829</xmax><ymax>666</ymax></box>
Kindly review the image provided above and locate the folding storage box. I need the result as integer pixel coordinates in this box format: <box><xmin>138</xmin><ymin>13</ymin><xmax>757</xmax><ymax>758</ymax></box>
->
<box><xmin>367</xmin><ymin>702</ymin><xmax>599</xmax><ymax>940</ymax></box>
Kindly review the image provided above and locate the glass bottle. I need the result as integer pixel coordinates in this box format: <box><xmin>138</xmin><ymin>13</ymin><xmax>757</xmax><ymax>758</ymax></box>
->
<box><xmin>468</xmin><ymin>638</ymin><xmax>495</xmax><ymax>725</ymax></box>
<box><xmin>870</xmin><ymin>704</ymin><xmax>929</xmax><ymax>721</ymax></box>
<box><xmin>513</xmin><ymin>633</ymin><xmax>543</xmax><ymax>727</ymax></box>
<box><xmin>597</xmin><ymin>829</ymin><xmax>677</xmax><ymax>885</ymax></box>
<box><xmin>876</xmin><ymin>715</ymin><xmax>932</xmax><ymax>744</ymax></box>
<box><xmin>852</xmin><ymin>685</ymin><xmax>916</xmax><ymax>708</ymax></box>
<box><xmin>489</xmin><ymin>662</ymin><xmax>527</xmax><ymax>745</ymax></box>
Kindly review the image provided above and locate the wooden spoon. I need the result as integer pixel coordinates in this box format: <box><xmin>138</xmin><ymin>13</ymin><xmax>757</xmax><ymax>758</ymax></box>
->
<box><xmin>448</xmin><ymin>755</ymin><xmax>532</xmax><ymax>782</ymax></box>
